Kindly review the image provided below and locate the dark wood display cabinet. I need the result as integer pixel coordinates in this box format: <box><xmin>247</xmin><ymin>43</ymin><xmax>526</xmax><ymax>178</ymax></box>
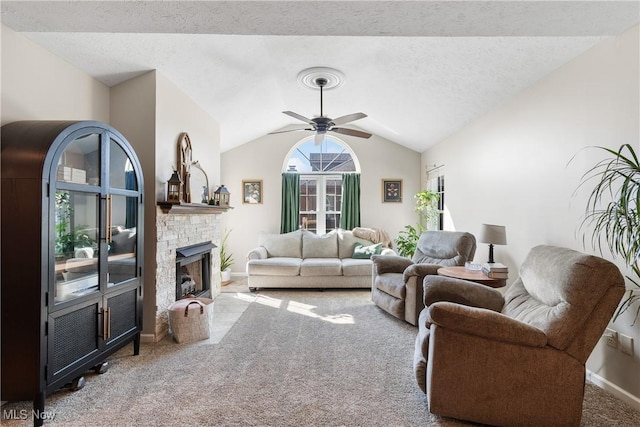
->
<box><xmin>1</xmin><ymin>121</ymin><xmax>144</xmax><ymax>425</ymax></box>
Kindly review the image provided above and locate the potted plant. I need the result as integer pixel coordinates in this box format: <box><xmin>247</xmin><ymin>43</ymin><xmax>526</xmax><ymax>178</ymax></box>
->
<box><xmin>395</xmin><ymin>190</ymin><xmax>440</xmax><ymax>258</ymax></box>
<box><xmin>55</xmin><ymin>192</ymin><xmax>94</xmax><ymax>257</ymax></box>
<box><xmin>576</xmin><ymin>144</ymin><xmax>639</xmax><ymax>324</ymax></box>
<box><xmin>395</xmin><ymin>224</ymin><xmax>425</xmax><ymax>258</ymax></box>
<box><xmin>219</xmin><ymin>228</ymin><xmax>234</xmax><ymax>284</ymax></box>
<box><xmin>414</xmin><ymin>189</ymin><xmax>440</xmax><ymax>226</ymax></box>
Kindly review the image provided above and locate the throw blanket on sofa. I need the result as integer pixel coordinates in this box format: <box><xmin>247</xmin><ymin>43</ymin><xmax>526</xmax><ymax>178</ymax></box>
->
<box><xmin>352</xmin><ymin>227</ymin><xmax>392</xmax><ymax>248</ymax></box>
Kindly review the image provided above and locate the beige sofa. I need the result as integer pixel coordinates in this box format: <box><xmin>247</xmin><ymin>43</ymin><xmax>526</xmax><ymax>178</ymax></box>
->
<box><xmin>246</xmin><ymin>229</ymin><xmax>395</xmax><ymax>290</ymax></box>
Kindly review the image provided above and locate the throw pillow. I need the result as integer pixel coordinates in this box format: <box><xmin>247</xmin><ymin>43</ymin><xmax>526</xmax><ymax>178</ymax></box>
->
<box><xmin>302</xmin><ymin>230</ymin><xmax>339</xmax><ymax>258</ymax></box>
<box><xmin>258</xmin><ymin>229</ymin><xmax>303</xmax><ymax>258</ymax></box>
<box><xmin>352</xmin><ymin>242</ymin><xmax>383</xmax><ymax>259</ymax></box>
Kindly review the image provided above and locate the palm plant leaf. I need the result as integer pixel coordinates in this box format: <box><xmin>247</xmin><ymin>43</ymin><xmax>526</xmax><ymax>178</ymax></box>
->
<box><xmin>575</xmin><ymin>144</ymin><xmax>640</xmax><ymax>324</ymax></box>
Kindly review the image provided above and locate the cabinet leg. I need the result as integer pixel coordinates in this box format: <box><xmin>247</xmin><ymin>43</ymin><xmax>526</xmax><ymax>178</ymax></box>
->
<box><xmin>93</xmin><ymin>361</ymin><xmax>109</xmax><ymax>374</ymax></box>
<box><xmin>70</xmin><ymin>376</ymin><xmax>86</xmax><ymax>391</ymax></box>
<box><xmin>133</xmin><ymin>332</ymin><xmax>140</xmax><ymax>355</ymax></box>
<box><xmin>33</xmin><ymin>392</ymin><xmax>45</xmax><ymax>427</ymax></box>
<box><xmin>133</xmin><ymin>332</ymin><xmax>140</xmax><ymax>356</ymax></box>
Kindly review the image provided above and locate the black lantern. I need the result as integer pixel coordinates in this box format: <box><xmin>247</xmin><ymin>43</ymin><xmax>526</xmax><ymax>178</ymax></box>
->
<box><xmin>167</xmin><ymin>170</ymin><xmax>183</xmax><ymax>203</ymax></box>
<box><xmin>213</xmin><ymin>185</ymin><xmax>230</xmax><ymax>207</ymax></box>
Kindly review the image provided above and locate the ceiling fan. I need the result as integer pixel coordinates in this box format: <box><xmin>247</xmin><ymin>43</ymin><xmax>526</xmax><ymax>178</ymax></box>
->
<box><xmin>271</xmin><ymin>77</ymin><xmax>372</xmax><ymax>145</ymax></box>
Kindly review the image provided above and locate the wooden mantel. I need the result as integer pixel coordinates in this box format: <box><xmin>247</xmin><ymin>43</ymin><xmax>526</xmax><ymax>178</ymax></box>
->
<box><xmin>157</xmin><ymin>201</ymin><xmax>232</xmax><ymax>214</ymax></box>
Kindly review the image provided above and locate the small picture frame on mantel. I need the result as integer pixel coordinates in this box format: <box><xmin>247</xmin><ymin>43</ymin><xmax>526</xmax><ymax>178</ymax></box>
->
<box><xmin>242</xmin><ymin>180</ymin><xmax>263</xmax><ymax>204</ymax></box>
<box><xmin>382</xmin><ymin>179</ymin><xmax>403</xmax><ymax>203</ymax></box>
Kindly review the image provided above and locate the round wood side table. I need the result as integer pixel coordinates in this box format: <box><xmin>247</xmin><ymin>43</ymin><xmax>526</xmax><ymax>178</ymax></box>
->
<box><xmin>436</xmin><ymin>266</ymin><xmax>506</xmax><ymax>288</ymax></box>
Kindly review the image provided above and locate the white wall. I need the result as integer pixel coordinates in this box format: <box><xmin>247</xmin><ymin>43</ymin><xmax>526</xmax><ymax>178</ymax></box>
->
<box><xmin>155</xmin><ymin>73</ymin><xmax>221</xmax><ymax>196</ymax></box>
<box><xmin>110</xmin><ymin>72</ymin><xmax>158</xmax><ymax>337</ymax></box>
<box><xmin>422</xmin><ymin>25</ymin><xmax>640</xmax><ymax>405</ymax></box>
<box><xmin>221</xmin><ymin>131</ymin><xmax>421</xmax><ymax>273</ymax></box>
<box><xmin>1</xmin><ymin>24</ymin><xmax>110</xmax><ymax>124</ymax></box>
<box><xmin>111</xmin><ymin>71</ymin><xmax>221</xmax><ymax>338</ymax></box>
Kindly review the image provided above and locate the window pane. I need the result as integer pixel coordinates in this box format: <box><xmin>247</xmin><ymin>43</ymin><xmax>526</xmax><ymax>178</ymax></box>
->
<box><xmin>325</xmin><ymin>177</ymin><xmax>342</xmax><ymax>213</ymax></box>
<box><xmin>301</xmin><ymin>214</ymin><xmax>317</xmax><ymax>233</ymax></box>
<box><xmin>287</xmin><ymin>137</ymin><xmax>356</xmax><ymax>173</ymax></box>
<box><xmin>300</xmin><ymin>177</ymin><xmax>317</xmax><ymax>231</ymax></box>
<box><xmin>326</xmin><ymin>213</ymin><xmax>340</xmax><ymax>232</ymax></box>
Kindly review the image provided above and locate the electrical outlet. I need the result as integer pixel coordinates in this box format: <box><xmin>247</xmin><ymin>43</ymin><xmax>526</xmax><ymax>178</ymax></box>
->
<box><xmin>619</xmin><ymin>334</ymin><xmax>634</xmax><ymax>356</ymax></box>
<box><xmin>605</xmin><ymin>328</ymin><xmax>618</xmax><ymax>348</ymax></box>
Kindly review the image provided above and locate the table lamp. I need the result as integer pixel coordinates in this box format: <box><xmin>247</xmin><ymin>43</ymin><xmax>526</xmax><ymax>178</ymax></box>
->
<box><xmin>479</xmin><ymin>224</ymin><xmax>507</xmax><ymax>263</ymax></box>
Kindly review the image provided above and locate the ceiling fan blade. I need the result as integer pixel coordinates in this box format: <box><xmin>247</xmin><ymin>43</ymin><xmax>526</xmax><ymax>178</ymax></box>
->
<box><xmin>282</xmin><ymin>111</ymin><xmax>315</xmax><ymax>125</ymax></box>
<box><xmin>268</xmin><ymin>128</ymin><xmax>313</xmax><ymax>135</ymax></box>
<box><xmin>331</xmin><ymin>127</ymin><xmax>372</xmax><ymax>139</ymax></box>
<box><xmin>331</xmin><ymin>112</ymin><xmax>367</xmax><ymax>126</ymax></box>
<box><xmin>314</xmin><ymin>133</ymin><xmax>325</xmax><ymax>145</ymax></box>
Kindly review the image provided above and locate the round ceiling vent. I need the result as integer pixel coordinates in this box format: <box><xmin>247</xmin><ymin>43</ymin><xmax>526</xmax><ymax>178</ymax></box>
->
<box><xmin>297</xmin><ymin>67</ymin><xmax>344</xmax><ymax>90</ymax></box>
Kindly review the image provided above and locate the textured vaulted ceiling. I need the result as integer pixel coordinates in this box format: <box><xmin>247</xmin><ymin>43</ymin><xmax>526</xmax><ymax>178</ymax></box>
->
<box><xmin>2</xmin><ymin>1</ymin><xmax>638</xmax><ymax>153</ymax></box>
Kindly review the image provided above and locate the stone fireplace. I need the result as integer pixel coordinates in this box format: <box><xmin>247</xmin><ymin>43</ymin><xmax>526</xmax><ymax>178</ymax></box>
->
<box><xmin>154</xmin><ymin>210</ymin><xmax>222</xmax><ymax>339</ymax></box>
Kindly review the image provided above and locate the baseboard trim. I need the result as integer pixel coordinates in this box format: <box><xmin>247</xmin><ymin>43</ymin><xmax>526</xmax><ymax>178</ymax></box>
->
<box><xmin>140</xmin><ymin>333</ymin><xmax>156</xmax><ymax>343</ymax></box>
<box><xmin>230</xmin><ymin>272</ymin><xmax>247</xmax><ymax>278</ymax></box>
<box><xmin>587</xmin><ymin>370</ymin><xmax>640</xmax><ymax>410</ymax></box>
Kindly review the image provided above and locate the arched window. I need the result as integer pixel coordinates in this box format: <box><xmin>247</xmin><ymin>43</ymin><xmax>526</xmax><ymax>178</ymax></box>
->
<box><xmin>283</xmin><ymin>136</ymin><xmax>360</xmax><ymax>234</ymax></box>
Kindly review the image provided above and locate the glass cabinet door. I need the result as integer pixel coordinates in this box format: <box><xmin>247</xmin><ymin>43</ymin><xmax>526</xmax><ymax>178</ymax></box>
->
<box><xmin>54</xmin><ymin>190</ymin><xmax>100</xmax><ymax>303</ymax></box>
<box><xmin>107</xmin><ymin>194</ymin><xmax>138</xmax><ymax>287</ymax></box>
<box><xmin>55</xmin><ymin>133</ymin><xmax>100</xmax><ymax>186</ymax></box>
<box><xmin>109</xmin><ymin>139</ymin><xmax>138</xmax><ymax>191</ymax></box>
<box><xmin>106</xmin><ymin>138</ymin><xmax>140</xmax><ymax>288</ymax></box>
<box><xmin>53</xmin><ymin>132</ymin><xmax>141</xmax><ymax>300</ymax></box>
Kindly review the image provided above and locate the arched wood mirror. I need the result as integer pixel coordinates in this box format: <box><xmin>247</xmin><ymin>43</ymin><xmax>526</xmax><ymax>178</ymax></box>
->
<box><xmin>177</xmin><ymin>132</ymin><xmax>192</xmax><ymax>202</ymax></box>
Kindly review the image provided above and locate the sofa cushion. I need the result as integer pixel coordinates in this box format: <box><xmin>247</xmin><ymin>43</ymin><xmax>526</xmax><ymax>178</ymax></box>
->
<box><xmin>341</xmin><ymin>258</ymin><xmax>373</xmax><ymax>276</ymax></box>
<box><xmin>300</xmin><ymin>258</ymin><xmax>342</xmax><ymax>276</ymax></box>
<box><xmin>352</xmin><ymin>242</ymin><xmax>383</xmax><ymax>259</ymax></box>
<box><xmin>259</xmin><ymin>230</ymin><xmax>302</xmax><ymax>258</ymax></box>
<box><xmin>246</xmin><ymin>257</ymin><xmax>301</xmax><ymax>276</ymax></box>
<box><xmin>337</xmin><ymin>229</ymin><xmax>377</xmax><ymax>259</ymax></box>
<box><xmin>302</xmin><ymin>230</ymin><xmax>339</xmax><ymax>258</ymax></box>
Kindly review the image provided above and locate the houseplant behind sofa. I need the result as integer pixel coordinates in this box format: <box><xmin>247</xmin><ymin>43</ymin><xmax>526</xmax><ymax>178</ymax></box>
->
<box><xmin>246</xmin><ymin>229</ymin><xmax>394</xmax><ymax>290</ymax></box>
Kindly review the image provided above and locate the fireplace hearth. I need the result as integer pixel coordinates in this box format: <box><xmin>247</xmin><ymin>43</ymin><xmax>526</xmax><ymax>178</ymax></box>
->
<box><xmin>175</xmin><ymin>241</ymin><xmax>216</xmax><ymax>300</ymax></box>
<box><xmin>153</xmin><ymin>209</ymin><xmax>222</xmax><ymax>342</ymax></box>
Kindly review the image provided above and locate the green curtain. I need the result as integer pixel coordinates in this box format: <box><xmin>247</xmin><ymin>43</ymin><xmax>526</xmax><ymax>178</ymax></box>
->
<box><xmin>280</xmin><ymin>173</ymin><xmax>300</xmax><ymax>233</ymax></box>
<box><xmin>340</xmin><ymin>173</ymin><xmax>361</xmax><ymax>230</ymax></box>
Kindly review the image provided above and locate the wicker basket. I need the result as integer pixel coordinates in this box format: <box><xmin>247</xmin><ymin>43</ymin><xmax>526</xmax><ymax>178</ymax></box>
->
<box><xmin>168</xmin><ymin>297</ymin><xmax>214</xmax><ymax>343</ymax></box>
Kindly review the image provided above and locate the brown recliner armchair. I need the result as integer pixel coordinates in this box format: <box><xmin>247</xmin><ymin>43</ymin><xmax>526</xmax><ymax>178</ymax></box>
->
<box><xmin>414</xmin><ymin>245</ymin><xmax>625</xmax><ymax>426</ymax></box>
<box><xmin>371</xmin><ymin>230</ymin><xmax>476</xmax><ymax>325</ymax></box>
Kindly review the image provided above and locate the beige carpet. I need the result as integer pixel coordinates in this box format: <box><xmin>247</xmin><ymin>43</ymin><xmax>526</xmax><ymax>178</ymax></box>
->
<box><xmin>2</xmin><ymin>289</ymin><xmax>639</xmax><ymax>426</ymax></box>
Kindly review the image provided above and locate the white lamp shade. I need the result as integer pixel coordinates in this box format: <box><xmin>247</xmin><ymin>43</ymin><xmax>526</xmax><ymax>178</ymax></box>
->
<box><xmin>479</xmin><ymin>224</ymin><xmax>507</xmax><ymax>245</ymax></box>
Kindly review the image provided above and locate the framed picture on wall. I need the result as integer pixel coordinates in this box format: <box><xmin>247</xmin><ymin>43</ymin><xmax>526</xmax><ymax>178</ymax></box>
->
<box><xmin>382</xmin><ymin>179</ymin><xmax>402</xmax><ymax>203</ymax></box>
<box><xmin>242</xmin><ymin>180</ymin><xmax>263</xmax><ymax>204</ymax></box>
